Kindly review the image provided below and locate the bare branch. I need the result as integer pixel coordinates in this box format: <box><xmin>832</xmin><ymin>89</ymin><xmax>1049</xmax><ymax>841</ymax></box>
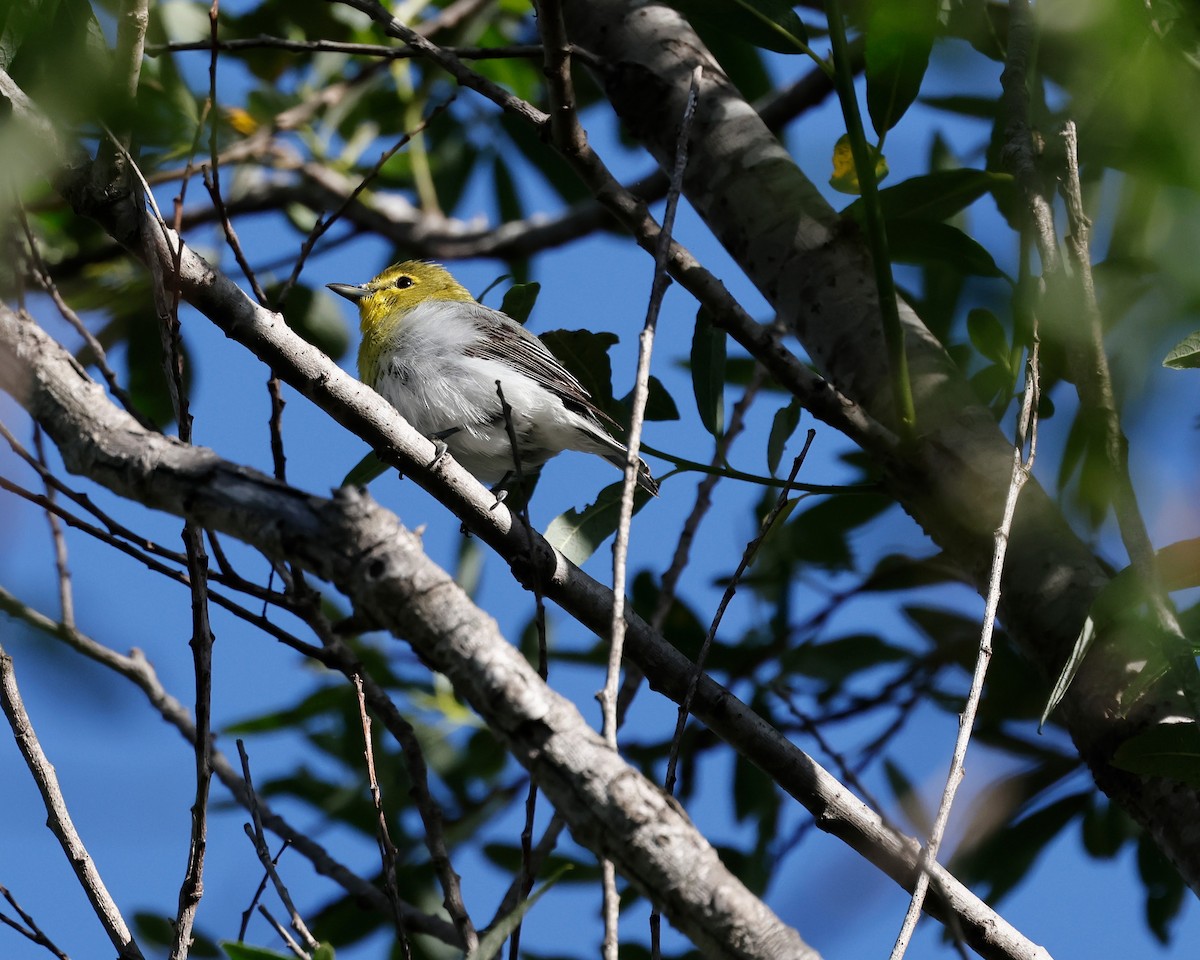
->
<box><xmin>0</xmin><ymin>643</ymin><xmax>144</xmax><ymax>960</ymax></box>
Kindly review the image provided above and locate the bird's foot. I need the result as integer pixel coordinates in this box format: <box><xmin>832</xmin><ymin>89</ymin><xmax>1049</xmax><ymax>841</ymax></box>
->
<box><xmin>428</xmin><ymin>427</ymin><xmax>461</xmax><ymax>469</ymax></box>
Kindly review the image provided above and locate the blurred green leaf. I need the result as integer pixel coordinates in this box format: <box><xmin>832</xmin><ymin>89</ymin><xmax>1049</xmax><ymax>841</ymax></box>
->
<box><xmin>469</xmin><ymin>867</ymin><xmax>572</xmax><ymax>960</ymax></box>
<box><xmin>884</xmin><ymin>759</ymin><xmax>931</xmax><ymax>836</ymax></box>
<box><xmin>1138</xmin><ymin>832</ymin><xmax>1186</xmax><ymax>942</ymax></box>
<box><xmin>666</xmin><ymin>0</ymin><xmax>808</xmax><ymax>53</ymax></box>
<box><xmin>967</xmin><ymin>308</ymin><xmax>1010</xmax><ymax>362</ymax></box>
<box><xmin>954</xmin><ymin>792</ymin><xmax>1091</xmax><ymax>903</ymax></box>
<box><xmin>767</xmin><ymin>398</ymin><xmax>802</xmax><ymax>475</ymax></box>
<box><xmin>274</xmin><ymin>284</ymin><xmax>352</xmax><ymax>360</ymax></box>
<box><xmin>845</xmin><ymin>169</ymin><xmax>1011</xmax><ymax>222</ymax></box>
<box><xmin>691</xmin><ymin>307</ymin><xmax>726</xmax><ymax>437</ymax></box>
<box><xmin>341</xmin><ymin>451</ymin><xmax>389</xmax><ymax>488</ymax></box>
<box><xmin>221</xmin><ymin>944</ymin><xmax>295</xmax><ymax>960</ymax></box>
<box><xmin>865</xmin><ymin>0</ymin><xmax>940</xmax><ymax>137</ymax></box>
<box><xmin>784</xmin><ymin>492</ymin><xmax>891</xmax><ymax>571</ymax></box>
<box><xmin>782</xmin><ymin>633</ymin><xmax>909</xmax><ymax>682</ymax></box>
<box><xmin>1113</xmin><ymin>722</ymin><xmax>1200</xmax><ymax>785</ymax></box>
<box><xmin>135</xmin><ymin>912</ymin><xmax>219</xmax><ymax>957</ymax></box>
<box><xmin>889</xmin><ymin>220</ymin><xmax>1005</xmax><ymax>277</ymax></box>
<box><xmin>1081</xmin><ymin>798</ymin><xmax>1133</xmax><ymax>860</ymax></box>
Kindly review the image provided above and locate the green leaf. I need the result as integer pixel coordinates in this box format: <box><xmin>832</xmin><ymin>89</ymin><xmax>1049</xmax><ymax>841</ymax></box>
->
<box><xmin>544</xmin><ymin>480</ymin><xmax>653</xmax><ymax>565</ymax></box>
<box><xmin>136</xmin><ymin>912</ymin><xmax>219</xmax><ymax>956</ymax></box>
<box><xmin>1163</xmin><ymin>329</ymin><xmax>1200</xmax><ymax>369</ymax></box>
<box><xmin>492</xmin><ymin>154</ymin><xmax>524</xmax><ymax>230</ymax></box>
<box><xmin>781</xmin><ymin>633</ymin><xmax>909</xmax><ymax>683</ymax></box>
<box><xmin>666</xmin><ymin>0</ymin><xmax>808</xmax><ymax>54</ymax></box>
<box><xmin>1041</xmin><ymin>615</ymin><xmax>1096</xmax><ymax>729</ymax></box>
<box><xmin>1112</xmin><ymin>722</ymin><xmax>1200</xmax><ymax>785</ymax></box>
<box><xmin>500</xmin><ymin>281</ymin><xmax>541</xmax><ymax>326</ymax></box>
<box><xmin>126</xmin><ymin>307</ymin><xmax>186</xmax><ymax>430</ymax></box>
<box><xmin>952</xmin><ymin>792</ymin><xmax>1090</xmax><ymax>903</ymax></box>
<box><xmin>865</xmin><ymin>0</ymin><xmax>940</xmax><ymax>137</ymax></box>
<box><xmin>919</xmin><ymin>94</ymin><xmax>1000</xmax><ymax>119</ymax></box>
<box><xmin>784</xmin><ymin>492</ymin><xmax>891</xmax><ymax>571</ymax></box>
<box><xmin>539</xmin><ymin>329</ymin><xmax>619</xmax><ymax>411</ymax></box>
<box><xmin>883</xmin><ymin>759</ymin><xmax>931</xmax><ymax>836</ymax></box>
<box><xmin>467</xmin><ymin>867</ymin><xmax>571</xmax><ymax>960</ymax></box>
<box><xmin>845</xmin><ymin>169</ymin><xmax>1011</xmax><ymax>223</ymax></box>
<box><xmin>619</xmin><ymin>375</ymin><xmax>681</xmax><ymax>422</ymax></box>
<box><xmin>274</xmin><ymin>284</ymin><xmax>352</xmax><ymax>361</ymax></box>
<box><xmin>221</xmin><ymin>944</ymin><xmax>295</xmax><ymax>960</ymax></box>
<box><xmin>767</xmin><ymin>398</ymin><xmax>802</xmax><ymax>475</ymax></box>
<box><xmin>889</xmin><ymin>220</ymin><xmax>1006</xmax><ymax>278</ymax></box>
<box><xmin>690</xmin><ymin>307</ymin><xmax>726</xmax><ymax>437</ymax></box>
<box><xmin>341</xmin><ymin>451</ymin><xmax>389</xmax><ymax>488</ymax></box>
<box><xmin>1138</xmin><ymin>833</ymin><xmax>1186</xmax><ymax>943</ymax></box>
<box><xmin>1081</xmin><ymin>799</ymin><xmax>1132</xmax><ymax>859</ymax></box>
<box><xmin>967</xmin><ymin>308</ymin><xmax>1010</xmax><ymax>362</ymax></box>
<box><xmin>733</xmin><ymin>751</ymin><xmax>779</xmax><ymax>826</ymax></box>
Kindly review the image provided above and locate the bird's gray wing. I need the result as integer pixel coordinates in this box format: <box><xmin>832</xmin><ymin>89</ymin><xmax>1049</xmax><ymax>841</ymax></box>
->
<box><xmin>461</xmin><ymin>303</ymin><xmax>620</xmax><ymax>428</ymax></box>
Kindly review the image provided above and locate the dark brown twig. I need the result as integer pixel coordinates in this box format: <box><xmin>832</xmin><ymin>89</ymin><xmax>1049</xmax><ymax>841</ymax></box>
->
<box><xmin>0</xmin><ymin>885</ymin><xmax>70</xmax><ymax>960</ymax></box>
<box><xmin>238</xmin><ymin>742</ymin><xmax>321</xmax><ymax>953</ymax></box>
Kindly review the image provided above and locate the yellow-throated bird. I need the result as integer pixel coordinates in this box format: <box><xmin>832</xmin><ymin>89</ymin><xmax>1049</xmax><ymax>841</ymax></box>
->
<box><xmin>328</xmin><ymin>261</ymin><xmax>659</xmax><ymax>496</ymax></box>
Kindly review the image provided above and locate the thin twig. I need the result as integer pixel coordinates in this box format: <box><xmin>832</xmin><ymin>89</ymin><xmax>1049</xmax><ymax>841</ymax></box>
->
<box><xmin>0</xmin><ymin>584</ymin><xmax>457</xmax><ymax>944</ymax></box>
<box><xmin>170</xmin><ymin>523</ymin><xmax>216</xmax><ymax>959</ymax></box>
<box><xmin>0</xmin><ymin>643</ymin><xmax>144</xmax><ymax>960</ymax></box>
<box><xmin>352</xmin><ymin>675</ymin><xmax>415</xmax><ymax>958</ymax></box>
<box><xmin>889</xmin><ymin>340</ymin><xmax>1040</xmax><ymax>960</ymax></box>
<box><xmin>617</xmin><ymin>368</ymin><xmax>767</xmax><ymax>724</ymax></box>
<box><xmin>273</xmin><ymin>95</ymin><xmax>455</xmax><ymax>310</ymax></box>
<box><xmin>824</xmin><ymin>0</ymin><xmax>914</xmax><ymax>430</ymax></box>
<box><xmin>492</xmin><ymin>379</ymin><xmax>544</xmax><ymax>960</ymax></box>
<box><xmin>31</xmin><ymin>427</ymin><xmax>74</xmax><ymax>628</ymax></box>
<box><xmin>14</xmin><ymin>206</ymin><xmax>155</xmax><ymax>428</ymax></box>
<box><xmin>0</xmin><ymin>885</ymin><xmax>70</xmax><ymax>960</ymax></box>
<box><xmin>238</xmin><ymin>742</ymin><xmax>321</xmax><ymax>953</ymax></box>
<box><xmin>1057</xmin><ymin>122</ymin><xmax>1185</xmax><ymax>650</ymax></box>
<box><xmin>150</xmin><ymin>38</ymin><xmax>547</xmax><ymax>59</ymax></box>
<box><xmin>654</xmin><ymin>438</ymin><xmax>812</xmax><ymax>957</ymax></box>
<box><xmin>238</xmin><ymin>839</ymin><xmax>291</xmax><ymax>942</ymax></box>
<box><xmin>664</xmin><ymin>436</ymin><xmax>814</xmax><ymax>797</ymax></box>
<box><xmin>258</xmin><ymin>905</ymin><xmax>307</xmax><ymax>959</ymax></box>
<box><xmin>338</xmin><ymin>0</ymin><xmax>548</xmax><ymax>127</ymax></box>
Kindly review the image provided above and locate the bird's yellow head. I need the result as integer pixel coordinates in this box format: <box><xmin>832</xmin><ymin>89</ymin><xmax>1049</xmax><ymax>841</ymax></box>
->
<box><xmin>328</xmin><ymin>261</ymin><xmax>475</xmax><ymax>379</ymax></box>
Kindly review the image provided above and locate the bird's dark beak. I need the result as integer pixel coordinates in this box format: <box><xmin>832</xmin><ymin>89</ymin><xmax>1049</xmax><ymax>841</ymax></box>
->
<box><xmin>326</xmin><ymin>282</ymin><xmax>370</xmax><ymax>302</ymax></box>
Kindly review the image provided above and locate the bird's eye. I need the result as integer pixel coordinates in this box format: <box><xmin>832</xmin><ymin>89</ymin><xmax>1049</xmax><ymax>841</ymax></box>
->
<box><xmin>394</xmin><ymin>276</ymin><xmax>415</xmax><ymax>290</ymax></box>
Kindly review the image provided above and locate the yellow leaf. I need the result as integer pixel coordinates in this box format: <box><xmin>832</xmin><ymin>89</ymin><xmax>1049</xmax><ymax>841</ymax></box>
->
<box><xmin>829</xmin><ymin>133</ymin><xmax>889</xmax><ymax>195</ymax></box>
<box><xmin>223</xmin><ymin>107</ymin><xmax>258</xmax><ymax>136</ymax></box>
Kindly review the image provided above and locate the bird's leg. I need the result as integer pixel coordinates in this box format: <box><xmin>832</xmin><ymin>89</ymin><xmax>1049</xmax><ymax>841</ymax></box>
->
<box><xmin>489</xmin><ymin>474</ymin><xmax>512</xmax><ymax>510</ymax></box>
<box><xmin>428</xmin><ymin>426</ymin><xmax>462</xmax><ymax>468</ymax></box>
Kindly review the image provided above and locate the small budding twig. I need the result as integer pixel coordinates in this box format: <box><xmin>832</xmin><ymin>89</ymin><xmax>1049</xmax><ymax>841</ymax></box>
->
<box><xmin>353</xmin><ymin>674</ymin><xmax>415</xmax><ymax>958</ymax></box>
<box><xmin>889</xmin><ymin>340</ymin><xmax>1040</xmax><ymax>960</ymax></box>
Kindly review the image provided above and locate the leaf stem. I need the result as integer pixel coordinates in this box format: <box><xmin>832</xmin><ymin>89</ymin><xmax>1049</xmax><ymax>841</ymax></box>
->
<box><xmin>825</xmin><ymin>0</ymin><xmax>915</xmax><ymax>432</ymax></box>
